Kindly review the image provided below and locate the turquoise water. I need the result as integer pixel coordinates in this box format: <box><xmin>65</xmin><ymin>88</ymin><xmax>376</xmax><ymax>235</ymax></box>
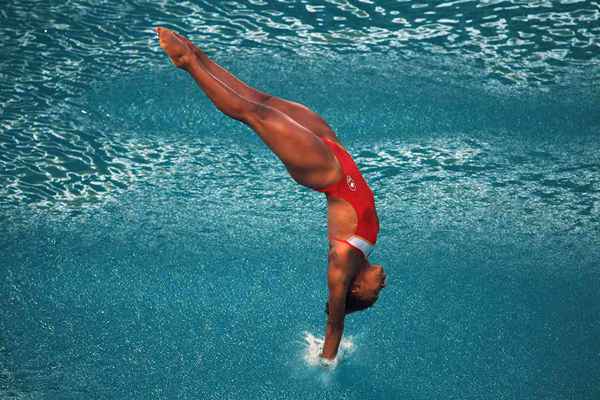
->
<box><xmin>1</xmin><ymin>1</ymin><xmax>599</xmax><ymax>399</ymax></box>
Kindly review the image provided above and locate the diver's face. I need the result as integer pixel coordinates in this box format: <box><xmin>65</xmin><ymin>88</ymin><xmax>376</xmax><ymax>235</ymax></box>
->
<box><xmin>352</xmin><ymin>264</ymin><xmax>386</xmax><ymax>302</ymax></box>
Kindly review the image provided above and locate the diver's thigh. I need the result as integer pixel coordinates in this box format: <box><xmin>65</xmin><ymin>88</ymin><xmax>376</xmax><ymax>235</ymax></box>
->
<box><xmin>264</xmin><ymin>97</ymin><xmax>339</xmax><ymax>141</ymax></box>
<box><xmin>244</xmin><ymin>103</ymin><xmax>341</xmax><ymax>189</ymax></box>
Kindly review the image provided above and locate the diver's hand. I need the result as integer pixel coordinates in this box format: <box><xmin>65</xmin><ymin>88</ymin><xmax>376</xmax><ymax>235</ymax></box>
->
<box><xmin>318</xmin><ymin>354</ymin><xmax>337</xmax><ymax>368</ymax></box>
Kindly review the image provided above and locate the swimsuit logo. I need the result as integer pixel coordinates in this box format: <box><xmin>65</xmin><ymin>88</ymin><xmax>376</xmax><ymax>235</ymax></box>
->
<box><xmin>346</xmin><ymin>175</ymin><xmax>357</xmax><ymax>191</ymax></box>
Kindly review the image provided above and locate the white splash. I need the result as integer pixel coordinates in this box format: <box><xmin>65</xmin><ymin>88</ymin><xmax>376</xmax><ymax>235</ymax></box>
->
<box><xmin>302</xmin><ymin>331</ymin><xmax>355</xmax><ymax>369</ymax></box>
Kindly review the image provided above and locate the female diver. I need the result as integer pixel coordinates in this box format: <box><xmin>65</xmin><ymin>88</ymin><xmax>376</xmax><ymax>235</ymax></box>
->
<box><xmin>155</xmin><ymin>27</ymin><xmax>386</xmax><ymax>361</ymax></box>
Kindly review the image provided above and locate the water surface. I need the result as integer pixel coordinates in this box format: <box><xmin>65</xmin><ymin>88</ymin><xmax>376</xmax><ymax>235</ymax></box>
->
<box><xmin>1</xmin><ymin>1</ymin><xmax>599</xmax><ymax>399</ymax></box>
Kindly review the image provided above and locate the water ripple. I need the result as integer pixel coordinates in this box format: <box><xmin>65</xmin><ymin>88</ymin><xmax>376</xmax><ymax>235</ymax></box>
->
<box><xmin>0</xmin><ymin>0</ymin><xmax>599</xmax><ymax>215</ymax></box>
<box><xmin>356</xmin><ymin>135</ymin><xmax>600</xmax><ymax>234</ymax></box>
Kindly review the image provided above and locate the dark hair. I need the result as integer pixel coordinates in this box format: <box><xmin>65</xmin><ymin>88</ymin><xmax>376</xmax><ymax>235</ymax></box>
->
<box><xmin>324</xmin><ymin>291</ymin><xmax>376</xmax><ymax>316</ymax></box>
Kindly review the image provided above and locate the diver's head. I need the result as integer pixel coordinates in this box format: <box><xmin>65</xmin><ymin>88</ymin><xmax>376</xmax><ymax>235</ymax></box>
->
<box><xmin>325</xmin><ymin>264</ymin><xmax>387</xmax><ymax>315</ymax></box>
<box><xmin>347</xmin><ymin>264</ymin><xmax>386</xmax><ymax>313</ymax></box>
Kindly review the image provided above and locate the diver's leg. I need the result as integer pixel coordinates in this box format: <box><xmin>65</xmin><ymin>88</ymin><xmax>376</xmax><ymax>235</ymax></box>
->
<box><xmin>173</xmin><ymin>32</ymin><xmax>339</xmax><ymax>142</ymax></box>
<box><xmin>155</xmin><ymin>27</ymin><xmax>340</xmax><ymax>189</ymax></box>
<box><xmin>263</xmin><ymin>97</ymin><xmax>339</xmax><ymax>142</ymax></box>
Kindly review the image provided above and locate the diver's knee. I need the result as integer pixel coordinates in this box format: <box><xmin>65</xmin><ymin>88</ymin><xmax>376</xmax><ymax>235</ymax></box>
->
<box><xmin>246</xmin><ymin>101</ymin><xmax>275</xmax><ymax>124</ymax></box>
<box><xmin>259</xmin><ymin>94</ymin><xmax>274</xmax><ymax>106</ymax></box>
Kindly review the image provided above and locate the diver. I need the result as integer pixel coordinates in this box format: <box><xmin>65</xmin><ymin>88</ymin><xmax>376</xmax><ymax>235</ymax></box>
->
<box><xmin>155</xmin><ymin>27</ymin><xmax>386</xmax><ymax>361</ymax></box>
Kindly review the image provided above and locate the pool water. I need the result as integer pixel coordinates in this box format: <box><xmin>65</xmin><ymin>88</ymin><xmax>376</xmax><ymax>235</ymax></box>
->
<box><xmin>1</xmin><ymin>1</ymin><xmax>599</xmax><ymax>399</ymax></box>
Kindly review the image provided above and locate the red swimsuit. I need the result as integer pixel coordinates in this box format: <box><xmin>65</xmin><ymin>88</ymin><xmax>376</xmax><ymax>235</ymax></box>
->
<box><xmin>317</xmin><ymin>137</ymin><xmax>380</xmax><ymax>257</ymax></box>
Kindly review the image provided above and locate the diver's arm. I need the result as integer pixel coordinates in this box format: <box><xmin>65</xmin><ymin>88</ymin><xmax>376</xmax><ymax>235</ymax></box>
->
<box><xmin>321</xmin><ymin>245</ymin><xmax>359</xmax><ymax>360</ymax></box>
<box><xmin>321</xmin><ymin>268</ymin><xmax>349</xmax><ymax>360</ymax></box>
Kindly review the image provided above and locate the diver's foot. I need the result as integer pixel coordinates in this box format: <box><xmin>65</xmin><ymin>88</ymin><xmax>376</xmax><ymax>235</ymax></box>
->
<box><xmin>154</xmin><ymin>27</ymin><xmax>195</xmax><ymax>69</ymax></box>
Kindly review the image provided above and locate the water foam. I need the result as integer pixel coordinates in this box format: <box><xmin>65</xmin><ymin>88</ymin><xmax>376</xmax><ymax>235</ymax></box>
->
<box><xmin>302</xmin><ymin>331</ymin><xmax>356</xmax><ymax>369</ymax></box>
